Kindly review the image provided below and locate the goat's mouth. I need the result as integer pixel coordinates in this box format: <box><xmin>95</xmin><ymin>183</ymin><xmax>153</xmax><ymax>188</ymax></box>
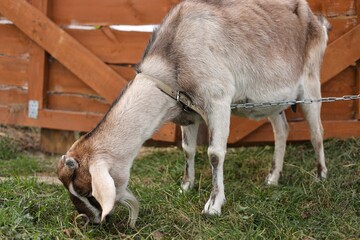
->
<box><xmin>69</xmin><ymin>194</ymin><xmax>102</xmax><ymax>224</ymax></box>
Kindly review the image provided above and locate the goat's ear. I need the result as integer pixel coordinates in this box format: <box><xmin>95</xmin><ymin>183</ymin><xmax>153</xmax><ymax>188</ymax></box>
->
<box><xmin>64</xmin><ymin>156</ymin><xmax>79</xmax><ymax>170</ymax></box>
<box><xmin>89</xmin><ymin>163</ymin><xmax>116</xmax><ymax>222</ymax></box>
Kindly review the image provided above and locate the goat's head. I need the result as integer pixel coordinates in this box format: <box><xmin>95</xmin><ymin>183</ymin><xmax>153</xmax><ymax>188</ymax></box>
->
<box><xmin>56</xmin><ymin>138</ymin><xmax>139</xmax><ymax>226</ymax></box>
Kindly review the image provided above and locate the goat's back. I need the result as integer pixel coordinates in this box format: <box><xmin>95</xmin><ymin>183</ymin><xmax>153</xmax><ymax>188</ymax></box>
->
<box><xmin>140</xmin><ymin>0</ymin><xmax>326</xmax><ymax>106</ymax></box>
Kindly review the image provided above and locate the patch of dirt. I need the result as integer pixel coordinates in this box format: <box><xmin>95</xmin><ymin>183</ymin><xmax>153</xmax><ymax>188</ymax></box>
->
<box><xmin>0</xmin><ymin>125</ymin><xmax>40</xmax><ymax>151</ymax></box>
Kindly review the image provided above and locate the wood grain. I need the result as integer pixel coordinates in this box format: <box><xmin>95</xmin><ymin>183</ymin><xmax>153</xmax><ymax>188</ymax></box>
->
<box><xmin>0</xmin><ymin>89</ymin><xmax>27</xmax><ymax>105</ymax></box>
<box><xmin>48</xmin><ymin>60</ymin><xmax>135</xmax><ymax>95</ymax></box>
<box><xmin>0</xmin><ymin>57</ymin><xmax>29</xmax><ymax>87</ymax></box>
<box><xmin>237</xmin><ymin>120</ymin><xmax>360</xmax><ymax>144</ymax></box>
<box><xmin>0</xmin><ymin>25</ymin><xmax>31</xmax><ymax>57</ymax></box>
<box><xmin>47</xmin><ymin>94</ymin><xmax>109</xmax><ymax>113</ymax></box>
<box><xmin>321</xmin><ymin>24</ymin><xmax>360</xmax><ymax>84</ymax></box>
<box><xmin>27</xmin><ymin>0</ymin><xmax>49</xmax><ymax>109</ymax></box>
<box><xmin>66</xmin><ymin>28</ymin><xmax>150</xmax><ymax>64</ymax></box>
<box><xmin>0</xmin><ymin>0</ymin><xmax>127</xmax><ymax>103</ymax></box>
<box><xmin>0</xmin><ymin>106</ymin><xmax>178</xmax><ymax>142</ymax></box>
<box><xmin>50</xmin><ymin>0</ymin><xmax>181</xmax><ymax>25</ymax></box>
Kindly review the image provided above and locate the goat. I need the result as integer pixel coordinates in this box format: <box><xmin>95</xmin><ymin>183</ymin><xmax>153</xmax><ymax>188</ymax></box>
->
<box><xmin>57</xmin><ymin>0</ymin><xmax>331</xmax><ymax>226</ymax></box>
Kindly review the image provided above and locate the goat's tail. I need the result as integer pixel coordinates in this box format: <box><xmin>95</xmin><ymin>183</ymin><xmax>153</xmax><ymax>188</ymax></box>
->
<box><xmin>120</xmin><ymin>189</ymin><xmax>140</xmax><ymax>228</ymax></box>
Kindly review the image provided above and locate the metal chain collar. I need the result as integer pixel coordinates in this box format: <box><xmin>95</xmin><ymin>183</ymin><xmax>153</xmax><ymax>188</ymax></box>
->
<box><xmin>230</xmin><ymin>94</ymin><xmax>360</xmax><ymax>109</ymax></box>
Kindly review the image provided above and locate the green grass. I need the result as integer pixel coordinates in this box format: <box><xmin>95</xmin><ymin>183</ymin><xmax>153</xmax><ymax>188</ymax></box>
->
<box><xmin>0</xmin><ymin>137</ymin><xmax>54</xmax><ymax>177</ymax></box>
<box><xmin>0</xmin><ymin>137</ymin><xmax>359</xmax><ymax>239</ymax></box>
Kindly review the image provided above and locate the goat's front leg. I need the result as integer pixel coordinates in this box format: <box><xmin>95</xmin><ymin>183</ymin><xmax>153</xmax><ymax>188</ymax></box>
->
<box><xmin>265</xmin><ymin>111</ymin><xmax>289</xmax><ymax>185</ymax></box>
<box><xmin>181</xmin><ymin>122</ymin><xmax>199</xmax><ymax>192</ymax></box>
<box><xmin>202</xmin><ymin>102</ymin><xmax>230</xmax><ymax>215</ymax></box>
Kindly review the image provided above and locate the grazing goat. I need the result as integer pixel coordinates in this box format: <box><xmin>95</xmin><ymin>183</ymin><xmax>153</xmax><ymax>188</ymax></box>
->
<box><xmin>57</xmin><ymin>0</ymin><xmax>331</xmax><ymax>226</ymax></box>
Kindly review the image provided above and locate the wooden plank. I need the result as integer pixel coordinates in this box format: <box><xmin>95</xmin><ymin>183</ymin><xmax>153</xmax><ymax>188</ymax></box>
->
<box><xmin>356</xmin><ymin>61</ymin><xmax>360</xmax><ymax>119</ymax></box>
<box><xmin>50</xmin><ymin>0</ymin><xmax>181</xmax><ymax>26</ymax></box>
<box><xmin>327</xmin><ymin>17</ymin><xmax>358</xmax><ymax>43</ymax></box>
<box><xmin>0</xmin><ymin>24</ymin><xmax>31</xmax><ymax>57</ymax></box>
<box><xmin>0</xmin><ymin>106</ymin><xmax>178</xmax><ymax>142</ymax></box>
<box><xmin>237</xmin><ymin>120</ymin><xmax>360</xmax><ymax>144</ymax></box>
<box><xmin>27</xmin><ymin>0</ymin><xmax>48</xmax><ymax>109</ymax></box>
<box><xmin>228</xmin><ymin>117</ymin><xmax>267</xmax><ymax>144</ymax></box>
<box><xmin>48</xmin><ymin>60</ymin><xmax>135</xmax><ymax>95</ymax></box>
<box><xmin>308</xmin><ymin>0</ymin><xmax>323</xmax><ymax>13</ymax></box>
<box><xmin>66</xmin><ymin>28</ymin><xmax>150</xmax><ymax>64</ymax></box>
<box><xmin>321</xmin><ymin>66</ymin><xmax>356</xmax><ymax>120</ymax></box>
<box><xmin>0</xmin><ymin>0</ymin><xmax>127</xmax><ymax>103</ymax></box>
<box><xmin>322</xmin><ymin>0</ymin><xmax>356</xmax><ymax>17</ymax></box>
<box><xmin>48</xmin><ymin>60</ymin><xmax>98</xmax><ymax>95</ymax></box>
<box><xmin>47</xmin><ymin>94</ymin><xmax>109</xmax><ymax>113</ymax></box>
<box><xmin>0</xmin><ymin>89</ymin><xmax>27</xmax><ymax>105</ymax></box>
<box><xmin>0</xmin><ymin>57</ymin><xmax>28</xmax><ymax>87</ymax></box>
<box><xmin>321</xmin><ymin>24</ymin><xmax>360</xmax><ymax>84</ymax></box>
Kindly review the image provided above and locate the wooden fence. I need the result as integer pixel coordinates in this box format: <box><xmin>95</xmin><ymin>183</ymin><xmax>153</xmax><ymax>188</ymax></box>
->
<box><xmin>0</xmin><ymin>0</ymin><xmax>359</xmax><ymax>151</ymax></box>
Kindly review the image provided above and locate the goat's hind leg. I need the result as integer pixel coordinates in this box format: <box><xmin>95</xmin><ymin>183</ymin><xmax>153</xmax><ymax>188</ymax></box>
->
<box><xmin>301</xmin><ymin>78</ymin><xmax>327</xmax><ymax>179</ymax></box>
<box><xmin>265</xmin><ymin>111</ymin><xmax>289</xmax><ymax>185</ymax></box>
<box><xmin>301</xmin><ymin>100</ymin><xmax>327</xmax><ymax>179</ymax></box>
<box><xmin>181</xmin><ymin>122</ymin><xmax>199</xmax><ymax>192</ymax></box>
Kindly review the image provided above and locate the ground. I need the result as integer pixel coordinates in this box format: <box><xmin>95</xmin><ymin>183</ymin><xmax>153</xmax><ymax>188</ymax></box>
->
<box><xmin>0</xmin><ymin>125</ymin><xmax>359</xmax><ymax>239</ymax></box>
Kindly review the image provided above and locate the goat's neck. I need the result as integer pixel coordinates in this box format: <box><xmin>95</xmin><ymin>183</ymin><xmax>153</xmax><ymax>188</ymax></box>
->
<box><xmin>90</xmin><ymin>75</ymin><xmax>177</xmax><ymax>164</ymax></box>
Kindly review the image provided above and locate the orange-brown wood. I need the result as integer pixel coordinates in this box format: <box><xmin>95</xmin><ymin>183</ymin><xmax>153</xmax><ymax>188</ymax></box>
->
<box><xmin>356</xmin><ymin>61</ymin><xmax>360</xmax><ymax>119</ymax></box>
<box><xmin>66</xmin><ymin>28</ymin><xmax>150</xmax><ymax>64</ymax></box>
<box><xmin>47</xmin><ymin>94</ymin><xmax>109</xmax><ymax>113</ymax></box>
<box><xmin>0</xmin><ymin>106</ymin><xmax>102</xmax><ymax>131</ymax></box>
<box><xmin>0</xmin><ymin>89</ymin><xmax>27</xmax><ymax>105</ymax></box>
<box><xmin>327</xmin><ymin>17</ymin><xmax>358</xmax><ymax>43</ymax></box>
<box><xmin>228</xmin><ymin>117</ymin><xmax>267</xmax><ymax>144</ymax></box>
<box><xmin>321</xmin><ymin>24</ymin><xmax>360</xmax><ymax>84</ymax></box>
<box><xmin>0</xmin><ymin>106</ymin><xmax>177</xmax><ymax>142</ymax></box>
<box><xmin>322</xmin><ymin>0</ymin><xmax>356</xmax><ymax>17</ymax></box>
<box><xmin>0</xmin><ymin>0</ymin><xmax>127</xmax><ymax>103</ymax></box>
<box><xmin>47</xmin><ymin>61</ymin><xmax>135</xmax><ymax>95</ymax></box>
<box><xmin>0</xmin><ymin>25</ymin><xmax>31</xmax><ymax>57</ymax></box>
<box><xmin>50</xmin><ymin>0</ymin><xmax>181</xmax><ymax>26</ymax></box>
<box><xmin>48</xmin><ymin>60</ymin><xmax>98</xmax><ymax>96</ymax></box>
<box><xmin>238</xmin><ymin>120</ymin><xmax>360</xmax><ymax>144</ymax></box>
<box><xmin>0</xmin><ymin>57</ymin><xmax>28</xmax><ymax>87</ymax></box>
<box><xmin>321</xmin><ymin>66</ymin><xmax>357</xmax><ymax>120</ymax></box>
<box><xmin>27</xmin><ymin>0</ymin><xmax>48</xmax><ymax>109</ymax></box>
<box><xmin>308</xmin><ymin>0</ymin><xmax>323</xmax><ymax>13</ymax></box>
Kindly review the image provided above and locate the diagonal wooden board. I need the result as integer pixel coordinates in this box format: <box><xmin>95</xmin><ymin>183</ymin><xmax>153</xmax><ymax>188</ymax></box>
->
<box><xmin>0</xmin><ymin>0</ymin><xmax>127</xmax><ymax>103</ymax></box>
<box><xmin>321</xmin><ymin>24</ymin><xmax>360</xmax><ymax>84</ymax></box>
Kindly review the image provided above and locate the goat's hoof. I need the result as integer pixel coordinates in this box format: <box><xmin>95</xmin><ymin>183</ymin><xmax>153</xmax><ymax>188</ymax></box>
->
<box><xmin>202</xmin><ymin>207</ymin><xmax>221</xmax><ymax>216</ymax></box>
<box><xmin>180</xmin><ymin>181</ymin><xmax>193</xmax><ymax>193</ymax></box>
<box><xmin>315</xmin><ymin>173</ymin><xmax>327</xmax><ymax>183</ymax></box>
<box><xmin>317</xmin><ymin>169</ymin><xmax>328</xmax><ymax>180</ymax></box>
<box><xmin>202</xmin><ymin>197</ymin><xmax>224</xmax><ymax>216</ymax></box>
<box><xmin>264</xmin><ymin>174</ymin><xmax>279</xmax><ymax>186</ymax></box>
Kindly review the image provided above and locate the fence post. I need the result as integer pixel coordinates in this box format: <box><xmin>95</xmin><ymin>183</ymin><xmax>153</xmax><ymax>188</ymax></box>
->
<box><xmin>26</xmin><ymin>0</ymin><xmax>76</xmax><ymax>153</ymax></box>
<box><xmin>356</xmin><ymin>61</ymin><xmax>360</xmax><ymax>120</ymax></box>
<box><xmin>27</xmin><ymin>0</ymin><xmax>48</xmax><ymax>113</ymax></box>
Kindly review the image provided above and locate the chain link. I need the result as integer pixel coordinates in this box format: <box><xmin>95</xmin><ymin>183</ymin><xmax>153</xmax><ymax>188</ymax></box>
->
<box><xmin>230</xmin><ymin>94</ymin><xmax>360</xmax><ymax>110</ymax></box>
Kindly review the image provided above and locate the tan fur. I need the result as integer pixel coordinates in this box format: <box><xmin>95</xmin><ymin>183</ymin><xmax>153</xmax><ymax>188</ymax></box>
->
<box><xmin>57</xmin><ymin>0</ymin><xmax>329</xmax><ymax>226</ymax></box>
